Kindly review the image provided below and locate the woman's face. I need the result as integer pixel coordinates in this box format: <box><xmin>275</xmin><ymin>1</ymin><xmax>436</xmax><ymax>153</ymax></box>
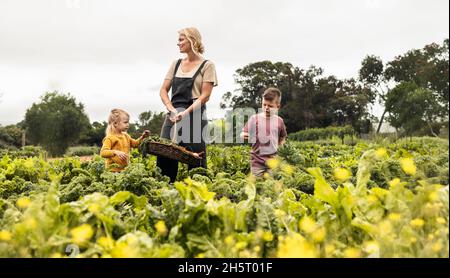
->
<box><xmin>177</xmin><ymin>34</ymin><xmax>191</xmax><ymax>53</ymax></box>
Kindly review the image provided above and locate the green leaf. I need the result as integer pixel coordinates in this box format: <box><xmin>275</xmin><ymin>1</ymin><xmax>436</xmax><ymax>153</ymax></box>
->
<box><xmin>307</xmin><ymin>167</ymin><xmax>339</xmax><ymax>209</ymax></box>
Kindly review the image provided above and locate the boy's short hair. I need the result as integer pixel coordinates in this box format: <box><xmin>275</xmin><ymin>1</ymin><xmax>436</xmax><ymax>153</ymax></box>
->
<box><xmin>262</xmin><ymin>87</ymin><xmax>282</xmax><ymax>104</ymax></box>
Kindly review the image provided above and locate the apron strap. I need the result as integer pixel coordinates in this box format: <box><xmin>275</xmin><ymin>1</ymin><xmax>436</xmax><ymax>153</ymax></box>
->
<box><xmin>173</xmin><ymin>59</ymin><xmax>182</xmax><ymax>76</ymax></box>
<box><xmin>192</xmin><ymin>60</ymin><xmax>208</xmax><ymax>81</ymax></box>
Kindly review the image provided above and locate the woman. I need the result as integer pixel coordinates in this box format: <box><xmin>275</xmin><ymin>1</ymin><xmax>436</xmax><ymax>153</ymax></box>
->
<box><xmin>158</xmin><ymin>27</ymin><xmax>218</xmax><ymax>183</ymax></box>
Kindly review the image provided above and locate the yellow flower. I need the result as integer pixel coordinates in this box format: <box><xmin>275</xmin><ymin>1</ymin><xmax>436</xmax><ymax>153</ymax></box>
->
<box><xmin>16</xmin><ymin>197</ymin><xmax>32</xmax><ymax>209</ymax></box>
<box><xmin>88</xmin><ymin>203</ymin><xmax>100</xmax><ymax>214</ymax></box>
<box><xmin>333</xmin><ymin>168</ymin><xmax>351</xmax><ymax>182</ymax></box>
<box><xmin>375</xmin><ymin>148</ymin><xmax>388</xmax><ymax>159</ymax></box>
<box><xmin>410</xmin><ymin>218</ymin><xmax>425</xmax><ymax>228</ymax></box>
<box><xmin>239</xmin><ymin>250</ymin><xmax>252</xmax><ymax>258</ymax></box>
<box><xmin>111</xmin><ymin>242</ymin><xmax>138</xmax><ymax>258</ymax></box>
<box><xmin>50</xmin><ymin>252</ymin><xmax>63</xmax><ymax>258</ymax></box>
<box><xmin>253</xmin><ymin>246</ymin><xmax>261</xmax><ymax>253</ymax></box>
<box><xmin>325</xmin><ymin>244</ymin><xmax>336</xmax><ymax>256</ymax></box>
<box><xmin>388</xmin><ymin>178</ymin><xmax>401</xmax><ymax>187</ymax></box>
<box><xmin>154</xmin><ymin>220</ymin><xmax>168</xmax><ymax>237</ymax></box>
<box><xmin>235</xmin><ymin>241</ymin><xmax>248</xmax><ymax>250</ymax></box>
<box><xmin>276</xmin><ymin>233</ymin><xmax>317</xmax><ymax>258</ymax></box>
<box><xmin>281</xmin><ymin>164</ymin><xmax>294</xmax><ymax>175</ymax></box>
<box><xmin>97</xmin><ymin>236</ymin><xmax>115</xmax><ymax>249</ymax></box>
<box><xmin>436</xmin><ymin>217</ymin><xmax>446</xmax><ymax>224</ymax></box>
<box><xmin>343</xmin><ymin>248</ymin><xmax>361</xmax><ymax>258</ymax></box>
<box><xmin>262</xmin><ymin>231</ymin><xmax>274</xmax><ymax>242</ymax></box>
<box><xmin>263</xmin><ymin>172</ymin><xmax>270</xmax><ymax>179</ymax></box>
<box><xmin>266</xmin><ymin>158</ymin><xmax>280</xmax><ymax>170</ymax></box>
<box><xmin>0</xmin><ymin>230</ymin><xmax>12</xmax><ymax>241</ymax></box>
<box><xmin>224</xmin><ymin>235</ymin><xmax>234</xmax><ymax>246</ymax></box>
<box><xmin>399</xmin><ymin>157</ymin><xmax>416</xmax><ymax>175</ymax></box>
<box><xmin>274</xmin><ymin>209</ymin><xmax>286</xmax><ymax>218</ymax></box>
<box><xmin>312</xmin><ymin>227</ymin><xmax>326</xmax><ymax>243</ymax></box>
<box><xmin>299</xmin><ymin>216</ymin><xmax>317</xmax><ymax>234</ymax></box>
<box><xmin>428</xmin><ymin>191</ymin><xmax>439</xmax><ymax>202</ymax></box>
<box><xmin>366</xmin><ymin>195</ymin><xmax>378</xmax><ymax>204</ymax></box>
<box><xmin>364</xmin><ymin>241</ymin><xmax>380</xmax><ymax>255</ymax></box>
<box><xmin>195</xmin><ymin>253</ymin><xmax>206</xmax><ymax>258</ymax></box>
<box><xmin>432</xmin><ymin>242</ymin><xmax>442</xmax><ymax>252</ymax></box>
<box><xmin>70</xmin><ymin>224</ymin><xmax>94</xmax><ymax>245</ymax></box>
<box><xmin>410</xmin><ymin>237</ymin><xmax>417</xmax><ymax>243</ymax></box>
<box><xmin>388</xmin><ymin>213</ymin><xmax>401</xmax><ymax>222</ymax></box>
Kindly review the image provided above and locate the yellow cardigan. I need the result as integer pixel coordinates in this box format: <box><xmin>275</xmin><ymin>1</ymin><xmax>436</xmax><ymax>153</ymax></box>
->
<box><xmin>100</xmin><ymin>133</ymin><xmax>142</xmax><ymax>172</ymax></box>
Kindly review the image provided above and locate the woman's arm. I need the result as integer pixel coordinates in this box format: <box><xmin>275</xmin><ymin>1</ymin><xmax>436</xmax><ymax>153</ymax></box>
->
<box><xmin>160</xmin><ymin>79</ymin><xmax>177</xmax><ymax>115</ymax></box>
<box><xmin>178</xmin><ymin>82</ymin><xmax>214</xmax><ymax>119</ymax></box>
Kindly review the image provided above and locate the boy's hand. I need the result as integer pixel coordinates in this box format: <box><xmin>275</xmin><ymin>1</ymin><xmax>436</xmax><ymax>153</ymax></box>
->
<box><xmin>114</xmin><ymin>150</ymin><xmax>128</xmax><ymax>162</ymax></box>
<box><xmin>142</xmin><ymin>130</ymin><xmax>150</xmax><ymax>138</ymax></box>
<box><xmin>240</xmin><ymin>132</ymin><xmax>249</xmax><ymax>140</ymax></box>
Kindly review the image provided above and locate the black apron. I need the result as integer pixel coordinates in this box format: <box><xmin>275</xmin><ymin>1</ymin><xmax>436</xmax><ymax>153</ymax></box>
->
<box><xmin>157</xmin><ymin>59</ymin><xmax>208</xmax><ymax>183</ymax></box>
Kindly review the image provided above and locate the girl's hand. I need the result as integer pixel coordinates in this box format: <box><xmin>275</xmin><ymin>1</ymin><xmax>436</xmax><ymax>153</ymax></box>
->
<box><xmin>142</xmin><ymin>130</ymin><xmax>150</xmax><ymax>138</ymax></box>
<box><xmin>114</xmin><ymin>150</ymin><xmax>128</xmax><ymax>162</ymax></box>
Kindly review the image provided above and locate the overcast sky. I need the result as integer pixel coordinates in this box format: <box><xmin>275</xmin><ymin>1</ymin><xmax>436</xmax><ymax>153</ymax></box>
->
<box><xmin>0</xmin><ymin>0</ymin><xmax>448</xmax><ymax>125</ymax></box>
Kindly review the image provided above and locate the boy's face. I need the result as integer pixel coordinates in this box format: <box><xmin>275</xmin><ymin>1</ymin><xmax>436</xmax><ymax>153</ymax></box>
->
<box><xmin>262</xmin><ymin>98</ymin><xmax>280</xmax><ymax>116</ymax></box>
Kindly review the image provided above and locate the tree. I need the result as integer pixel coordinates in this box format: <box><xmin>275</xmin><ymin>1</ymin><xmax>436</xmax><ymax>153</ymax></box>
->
<box><xmin>385</xmin><ymin>39</ymin><xmax>449</xmax><ymax>118</ymax></box>
<box><xmin>358</xmin><ymin>55</ymin><xmax>391</xmax><ymax>133</ymax></box>
<box><xmin>136</xmin><ymin>111</ymin><xmax>165</xmax><ymax>136</ymax></box>
<box><xmin>24</xmin><ymin>91</ymin><xmax>90</xmax><ymax>156</ymax></box>
<box><xmin>0</xmin><ymin>124</ymin><xmax>24</xmax><ymax>148</ymax></box>
<box><xmin>222</xmin><ymin>61</ymin><xmax>374</xmax><ymax>133</ymax></box>
<box><xmin>385</xmin><ymin>82</ymin><xmax>441</xmax><ymax>136</ymax></box>
<box><xmin>220</xmin><ymin>61</ymin><xmax>303</xmax><ymax>110</ymax></box>
<box><xmin>359</xmin><ymin>39</ymin><xmax>449</xmax><ymax>134</ymax></box>
<box><xmin>78</xmin><ymin>121</ymin><xmax>107</xmax><ymax>146</ymax></box>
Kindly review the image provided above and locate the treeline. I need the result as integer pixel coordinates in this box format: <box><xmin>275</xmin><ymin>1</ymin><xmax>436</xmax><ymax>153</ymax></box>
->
<box><xmin>0</xmin><ymin>92</ymin><xmax>165</xmax><ymax>156</ymax></box>
<box><xmin>0</xmin><ymin>39</ymin><xmax>448</xmax><ymax>155</ymax></box>
<box><xmin>221</xmin><ymin>39</ymin><xmax>449</xmax><ymax>136</ymax></box>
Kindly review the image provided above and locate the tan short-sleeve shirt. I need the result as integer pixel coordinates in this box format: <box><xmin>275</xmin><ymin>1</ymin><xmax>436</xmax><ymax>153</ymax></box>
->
<box><xmin>164</xmin><ymin>59</ymin><xmax>218</xmax><ymax>99</ymax></box>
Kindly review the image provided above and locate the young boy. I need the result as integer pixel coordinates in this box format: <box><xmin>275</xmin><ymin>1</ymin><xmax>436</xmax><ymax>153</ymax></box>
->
<box><xmin>240</xmin><ymin>87</ymin><xmax>287</xmax><ymax>177</ymax></box>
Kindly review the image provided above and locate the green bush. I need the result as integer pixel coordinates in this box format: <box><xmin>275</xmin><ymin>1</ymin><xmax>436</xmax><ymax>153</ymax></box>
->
<box><xmin>288</xmin><ymin>125</ymin><xmax>355</xmax><ymax>142</ymax></box>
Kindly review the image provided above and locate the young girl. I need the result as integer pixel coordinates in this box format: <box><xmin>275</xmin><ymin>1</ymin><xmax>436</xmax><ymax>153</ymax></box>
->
<box><xmin>100</xmin><ymin>108</ymin><xmax>150</xmax><ymax>172</ymax></box>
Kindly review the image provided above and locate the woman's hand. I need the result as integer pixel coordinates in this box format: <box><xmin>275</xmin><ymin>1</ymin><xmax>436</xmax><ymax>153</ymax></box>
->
<box><xmin>192</xmin><ymin>151</ymin><xmax>204</xmax><ymax>159</ymax></box>
<box><xmin>170</xmin><ymin>110</ymin><xmax>187</xmax><ymax>123</ymax></box>
<box><xmin>175</xmin><ymin>111</ymin><xmax>186</xmax><ymax>122</ymax></box>
<box><xmin>113</xmin><ymin>150</ymin><xmax>128</xmax><ymax>162</ymax></box>
<box><xmin>169</xmin><ymin>109</ymin><xmax>179</xmax><ymax>123</ymax></box>
<box><xmin>142</xmin><ymin>130</ymin><xmax>150</xmax><ymax>138</ymax></box>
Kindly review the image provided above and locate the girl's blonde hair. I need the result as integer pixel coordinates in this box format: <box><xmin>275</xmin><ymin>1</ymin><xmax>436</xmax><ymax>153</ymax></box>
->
<box><xmin>106</xmin><ymin>108</ymin><xmax>129</xmax><ymax>135</ymax></box>
<box><xmin>178</xmin><ymin>27</ymin><xmax>205</xmax><ymax>56</ymax></box>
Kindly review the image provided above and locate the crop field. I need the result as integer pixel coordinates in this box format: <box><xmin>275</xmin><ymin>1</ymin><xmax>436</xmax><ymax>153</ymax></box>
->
<box><xmin>0</xmin><ymin>137</ymin><xmax>448</xmax><ymax>258</ymax></box>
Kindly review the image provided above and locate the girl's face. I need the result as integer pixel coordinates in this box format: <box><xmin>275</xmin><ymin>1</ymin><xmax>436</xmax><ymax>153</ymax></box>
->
<box><xmin>177</xmin><ymin>34</ymin><xmax>191</xmax><ymax>53</ymax></box>
<box><xmin>115</xmin><ymin>115</ymin><xmax>129</xmax><ymax>133</ymax></box>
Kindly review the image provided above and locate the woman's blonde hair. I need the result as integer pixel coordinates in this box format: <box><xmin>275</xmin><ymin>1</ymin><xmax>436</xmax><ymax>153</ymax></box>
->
<box><xmin>106</xmin><ymin>108</ymin><xmax>129</xmax><ymax>135</ymax></box>
<box><xmin>178</xmin><ymin>27</ymin><xmax>205</xmax><ymax>55</ymax></box>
